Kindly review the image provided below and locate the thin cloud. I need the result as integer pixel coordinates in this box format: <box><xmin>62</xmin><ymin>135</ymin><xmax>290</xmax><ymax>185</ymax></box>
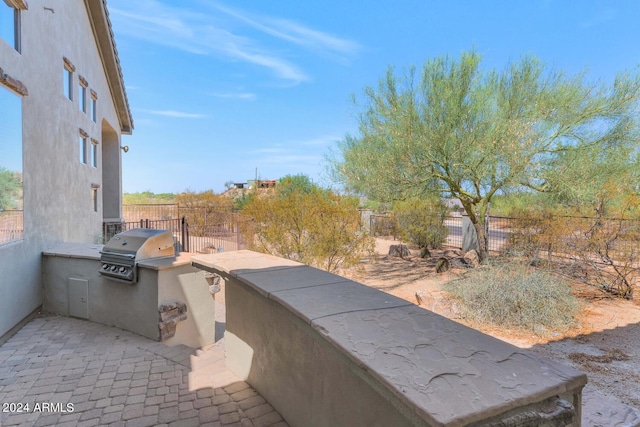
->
<box><xmin>300</xmin><ymin>135</ymin><xmax>341</xmax><ymax>146</ymax></box>
<box><xmin>108</xmin><ymin>0</ymin><xmax>359</xmax><ymax>84</ymax></box>
<box><xmin>213</xmin><ymin>3</ymin><xmax>361</xmax><ymax>58</ymax></box>
<box><xmin>211</xmin><ymin>92</ymin><xmax>256</xmax><ymax>100</ymax></box>
<box><xmin>147</xmin><ymin>110</ymin><xmax>207</xmax><ymax>119</ymax></box>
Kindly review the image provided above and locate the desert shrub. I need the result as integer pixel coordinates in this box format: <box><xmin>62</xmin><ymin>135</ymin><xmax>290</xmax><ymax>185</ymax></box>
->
<box><xmin>176</xmin><ymin>190</ymin><xmax>235</xmax><ymax>237</ymax></box>
<box><xmin>444</xmin><ymin>262</ymin><xmax>579</xmax><ymax>335</ymax></box>
<box><xmin>393</xmin><ymin>198</ymin><xmax>449</xmax><ymax>249</ymax></box>
<box><xmin>506</xmin><ymin>202</ymin><xmax>639</xmax><ymax>299</ymax></box>
<box><xmin>240</xmin><ymin>175</ymin><xmax>374</xmax><ymax>272</ymax></box>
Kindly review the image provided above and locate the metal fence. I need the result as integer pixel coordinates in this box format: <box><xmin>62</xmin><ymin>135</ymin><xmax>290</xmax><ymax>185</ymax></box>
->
<box><xmin>106</xmin><ymin>206</ymin><xmax>247</xmax><ymax>254</ymax></box>
<box><xmin>103</xmin><ymin>218</ymin><xmax>188</xmax><ymax>250</ymax></box>
<box><xmin>0</xmin><ymin>210</ymin><xmax>24</xmax><ymax>245</ymax></box>
<box><xmin>369</xmin><ymin>214</ymin><xmax>640</xmax><ymax>256</ymax></box>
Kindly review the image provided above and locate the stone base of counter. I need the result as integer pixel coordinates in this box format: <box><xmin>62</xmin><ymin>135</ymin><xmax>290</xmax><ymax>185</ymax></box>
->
<box><xmin>159</xmin><ymin>301</ymin><xmax>188</xmax><ymax>341</ymax></box>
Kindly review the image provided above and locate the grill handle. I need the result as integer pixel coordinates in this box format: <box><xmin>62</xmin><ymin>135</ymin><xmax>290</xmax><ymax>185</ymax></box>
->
<box><xmin>99</xmin><ymin>251</ymin><xmax>136</xmax><ymax>259</ymax></box>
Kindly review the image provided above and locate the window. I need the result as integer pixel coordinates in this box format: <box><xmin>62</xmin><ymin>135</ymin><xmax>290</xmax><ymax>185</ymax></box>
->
<box><xmin>0</xmin><ymin>85</ymin><xmax>23</xmax><ymax>245</ymax></box>
<box><xmin>90</xmin><ymin>91</ymin><xmax>97</xmax><ymax>122</ymax></box>
<box><xmin>0</xmin><ymin>4</ymin><xmax>20</xmax><ymax>52</ymax></box>
<box><xmin>91</xmin><ymin>185</ymin><xmax>99</xmax><ymax>212</ymax></box>
<box><xmin>63</xmin><ymin>58</ymin><xmax>75</xmax><ymax>101</ymax></box>
<box><xmin>91</xmin><ymin>138</ymin><xmax>98</xmax><ymax>168</ymax></box>
<box><xmin>78</xmin><ymin>76</ymin><xmax>87</xmax><ymax>113</ymax></box>
<box><xmin>79</xmin><ymin>131</ymin><xmax>88</xmax><ymax>164</ymax></box>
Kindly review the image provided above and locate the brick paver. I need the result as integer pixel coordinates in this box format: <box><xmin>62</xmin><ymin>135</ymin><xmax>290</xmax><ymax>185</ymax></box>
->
<box><xmin>0</xmin><ymin>314</ymin><xmax>288</xmax><ymax>426</ymax></box>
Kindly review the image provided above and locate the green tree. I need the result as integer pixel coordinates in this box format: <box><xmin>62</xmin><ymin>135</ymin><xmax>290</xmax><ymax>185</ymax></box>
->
<box><xmin>332</xmin><ymin>51</ymin><xmax>640</xmax><ymax>260</ymax></box>
<box><xmin>393</xmin><ymin>198</ymin><xmax>449</xmax><ymax>250</ymax></box>
<box><xmin>0</xmin><ymin>167</ymin><xmax>21</xmax><ymax>211</ymax></box>
<box><xmin>277</xmin><ymin>174</ymin><xmax>315</xmax><ymax>197</ymax></box>
<box><xmin>241</xmin><ymin>176</ymin><xmax>373</xmax><ymax>272</ymax></box>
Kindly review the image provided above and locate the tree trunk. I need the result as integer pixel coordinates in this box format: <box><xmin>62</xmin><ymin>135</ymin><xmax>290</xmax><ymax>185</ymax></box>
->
<box><xmin>473</xmin><ymin>219</ymin><xmax>488</xmax><ymax>262</ymax></box>
<box><xmin>460</xmin><ymin>200</ymin><xmax>488</xmax><ymax>262</ymax></box>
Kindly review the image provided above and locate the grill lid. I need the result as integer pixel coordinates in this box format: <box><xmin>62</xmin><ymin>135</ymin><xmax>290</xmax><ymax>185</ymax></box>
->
<box><xmin>102</xmin><ymin>228</ymin><xmax>175</xmax><ymax>260</ymax></box>
<box><xmin>100</xmin><ymin>229</ymin><xmax>175</xmax><ymax>283</ymax></box>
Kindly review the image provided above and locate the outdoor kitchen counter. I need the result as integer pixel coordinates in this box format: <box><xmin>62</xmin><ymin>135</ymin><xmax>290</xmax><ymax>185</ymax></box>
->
<box><xmin>192</xmin><ymin>250</ymin><xmax>587</xmax><ymax>427</ymax></box>
<box><xmin>43</xmin><ymin>242</ymin><xmax>103</xmax><ymax>260</ymax></box>
<box><xmin>43</xmin><ymin>244</ymin><xmax>216</xmax><ymax>348</ymax></box>
<box><xmin>43</xmin><ymin>242</ymin><xmax>199</xmax><ymax>269</ymax></box>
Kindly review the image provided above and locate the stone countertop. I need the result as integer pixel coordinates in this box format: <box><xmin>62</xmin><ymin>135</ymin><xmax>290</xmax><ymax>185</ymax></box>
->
<box><xmin>138</xmin><ymin>252</ymin><xmax>197</xmax><ymax>270</ymax></box>
<box><xmin>43</xmin><ymin>242</ymin><xmax>195</xmax><ymax>270</ymax></box>
<box><xmin>192</xmin><ymin>250</ymin><xmax>588</xmax><ymax>426</ymax></box>
<box><xmin>42</xmin><ymin>242</ymin><xmax>103</xmax><ymax>260</ymax></box>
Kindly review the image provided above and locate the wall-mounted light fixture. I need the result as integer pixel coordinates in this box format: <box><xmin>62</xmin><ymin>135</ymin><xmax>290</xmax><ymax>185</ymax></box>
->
<box><xmin>120</xmin><ymin>145</ymin><xmax>129</xmax><ymax>153</ymax></box>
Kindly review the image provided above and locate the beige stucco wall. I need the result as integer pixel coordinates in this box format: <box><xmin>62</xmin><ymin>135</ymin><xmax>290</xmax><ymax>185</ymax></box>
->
<box><xmin>0</xmin><ymin>0</ymin><xmax>127</xmax><ymax>337</ymax></box>
<box><xmin>192</xmin><ymin>251</ymin><xmax>586</xmax><ymax>427</ymax></box>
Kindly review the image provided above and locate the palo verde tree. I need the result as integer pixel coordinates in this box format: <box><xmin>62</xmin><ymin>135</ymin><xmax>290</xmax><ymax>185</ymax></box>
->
<box><xmin>333</xmin><ymin>51</ymin><xmax>640</xmax><ymax>260</ymax></box>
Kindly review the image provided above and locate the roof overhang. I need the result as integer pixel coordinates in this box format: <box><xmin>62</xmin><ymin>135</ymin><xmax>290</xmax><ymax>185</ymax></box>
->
<box><xmin>3</xmin><ymin>0</ymin><xmax>28</xmax><ymax>10</ymax></box>
<box><xmin>84</xmin><ymin>0</ymin><xmax>134</xmax><ymax>135</ymax></box>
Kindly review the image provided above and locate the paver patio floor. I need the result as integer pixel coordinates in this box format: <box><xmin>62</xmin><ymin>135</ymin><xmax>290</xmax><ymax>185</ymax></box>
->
<box><xmin>0</xmin><ymin>314</ymin><xmax>288</xmax><ymax>427</ymax></box>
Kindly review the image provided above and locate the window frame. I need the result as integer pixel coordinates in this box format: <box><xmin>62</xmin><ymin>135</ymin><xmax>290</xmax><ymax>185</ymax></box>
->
<box><xmin>79</xmin><ymin>130</ymin><xmax>88</xmax><ymax>164</ymax></box>
<box><xmin>90</xmin><ymin>138</ymin><xmax>98</xmax><ymax>168</ymax></box>
<box><xmin>63</xmin><ymin>57</ymin><xmax>75</xmax><ymax>101</ymax></box>
<box><xmin>91</xmin><ymin>185</ymin><xmax>99</xmax><ymax>213</ymax></box>
<box><xmin>78</xmin><ymin>76</ymin><xmax>88</xmax><ymax>113</ymax></box>
<box><xmin>90</xmin><ymin>90</ymin><xmax>97</xmax><ymax>122</ymax></box>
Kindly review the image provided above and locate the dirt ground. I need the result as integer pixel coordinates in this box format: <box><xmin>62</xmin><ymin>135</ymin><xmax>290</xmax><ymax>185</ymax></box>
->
<box><xmin>341</xmin><ymin>238</ymin><xmax>640</xmax><ymax>411</ymax></box>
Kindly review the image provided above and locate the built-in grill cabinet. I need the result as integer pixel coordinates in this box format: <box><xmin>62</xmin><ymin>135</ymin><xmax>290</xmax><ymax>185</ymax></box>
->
<box><xmin>100</xmin><ymin>229</ymin><xmax>175</xmax><ymax>283</ymax></box>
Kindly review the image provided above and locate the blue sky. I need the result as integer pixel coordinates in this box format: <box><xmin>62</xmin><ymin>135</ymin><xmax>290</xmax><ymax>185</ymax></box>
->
<box><xmin>108</xmin><ymin>0</ymin><xmax>640</xmax><ymax>194</ymax></box>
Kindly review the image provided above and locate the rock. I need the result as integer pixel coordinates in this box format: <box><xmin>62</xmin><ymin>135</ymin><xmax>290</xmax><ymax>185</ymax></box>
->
<box><xmin>444</xmin><ymin>249</ymin><xmax>462</xmax><ymax>258</ymax></box>
<box><xmin>158</xmin><ymin>301</ymin><xmax>188</xmax><ymax>341</ymax></box>
<box><xmin>388</xmin><ymin>244</ymin><xmax>411</xmax><ymax>258</ymax></box>
<box><xmin>436</xmin><ymin>257</ymin><xmax>450</xmax><ymax>273</ymax></box>
<box><xmin>450</xmin><ymin>257</ymin><xmax>475</xmax><ymax>269</ymax></box>
<box><xmin>205</xmin><ymin>272</ymin><xmax>221</xmax><ymax>294</ymax></box>
<box><xmin>464</xmin><ymin>249</ymin><xmax>480</xmax><ymax>267</ymax></box>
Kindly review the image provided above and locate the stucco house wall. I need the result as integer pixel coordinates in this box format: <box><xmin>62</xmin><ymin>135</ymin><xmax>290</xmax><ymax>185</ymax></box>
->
<box><xmin>0</xmin><ymin>0</ymin><xmax>132</xmax><ymax>338</ymax></box>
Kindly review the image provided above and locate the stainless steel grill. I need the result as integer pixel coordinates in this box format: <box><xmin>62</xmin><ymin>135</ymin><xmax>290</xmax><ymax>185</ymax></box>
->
<box><xmin>100</xmin><ymin>228</ymin><xmax>175</xmax><ymax>283</ymax></box>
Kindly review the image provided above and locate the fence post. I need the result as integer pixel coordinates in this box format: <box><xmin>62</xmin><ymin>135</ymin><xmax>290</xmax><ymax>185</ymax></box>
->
<box><xmin>236</xmin><ymin>215</ymin><xmax>240</xmax><ymax>250</ymax></box>
<box><xmin>181</xmin><ymin>216</ymin><xmax>189</xmax><ymax>252</ymax></box>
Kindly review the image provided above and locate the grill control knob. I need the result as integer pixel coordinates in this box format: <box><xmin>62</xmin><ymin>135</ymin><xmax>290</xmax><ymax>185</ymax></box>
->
<box><xmin>102</xmin><ymin>264</ymin><xmax>109</xmax><ymax>270</ymax></box>
<box><xmin>110</xmin><ymin>265</ymin><xmax>118</xmax><ymax>272</ymax></box>
<box><xmin>119</xmin><ymin>267</ymin><xmax>126</xmax><ymax>273</ymax></box>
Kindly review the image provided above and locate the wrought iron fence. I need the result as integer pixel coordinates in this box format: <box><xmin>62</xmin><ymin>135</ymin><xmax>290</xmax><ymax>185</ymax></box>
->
<box><xmin>121</xmin><ymin>204</ymin><xmax>179</xmax><ymax>221</ymax></box>
<box><xmin>369</xmin><ymin>213</ymin><xmax>640</xmax><ymax>258</ymax></box>
<box><xmin>103</xmin><ymin>218</ymin><xmax>188</xmax><ymax>251</ymax></box>
<box><xmin>0</xmin><ymin>210</ymin><xmax>24</xmax><ymax>245</ymax></box>
<box><xmin>106</xmin><ymin>206</ymin><xmax>247</xmax><ymax>254</ymax></box>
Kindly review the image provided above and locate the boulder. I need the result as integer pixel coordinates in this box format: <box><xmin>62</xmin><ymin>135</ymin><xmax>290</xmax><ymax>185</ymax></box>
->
<box><xmin>464</xmin><ymin>249</ymin><xmax>480</xmax><ymax>267</ymax></box>
<box><xmin>436</xmin><ymin>257</ymin><xmax>450</xmax><ymax>273</ymax></box>
<box><xmin>388</xmin><ymin>244</ymin><xmax>411</xmax><ymax>258</ymax></box>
